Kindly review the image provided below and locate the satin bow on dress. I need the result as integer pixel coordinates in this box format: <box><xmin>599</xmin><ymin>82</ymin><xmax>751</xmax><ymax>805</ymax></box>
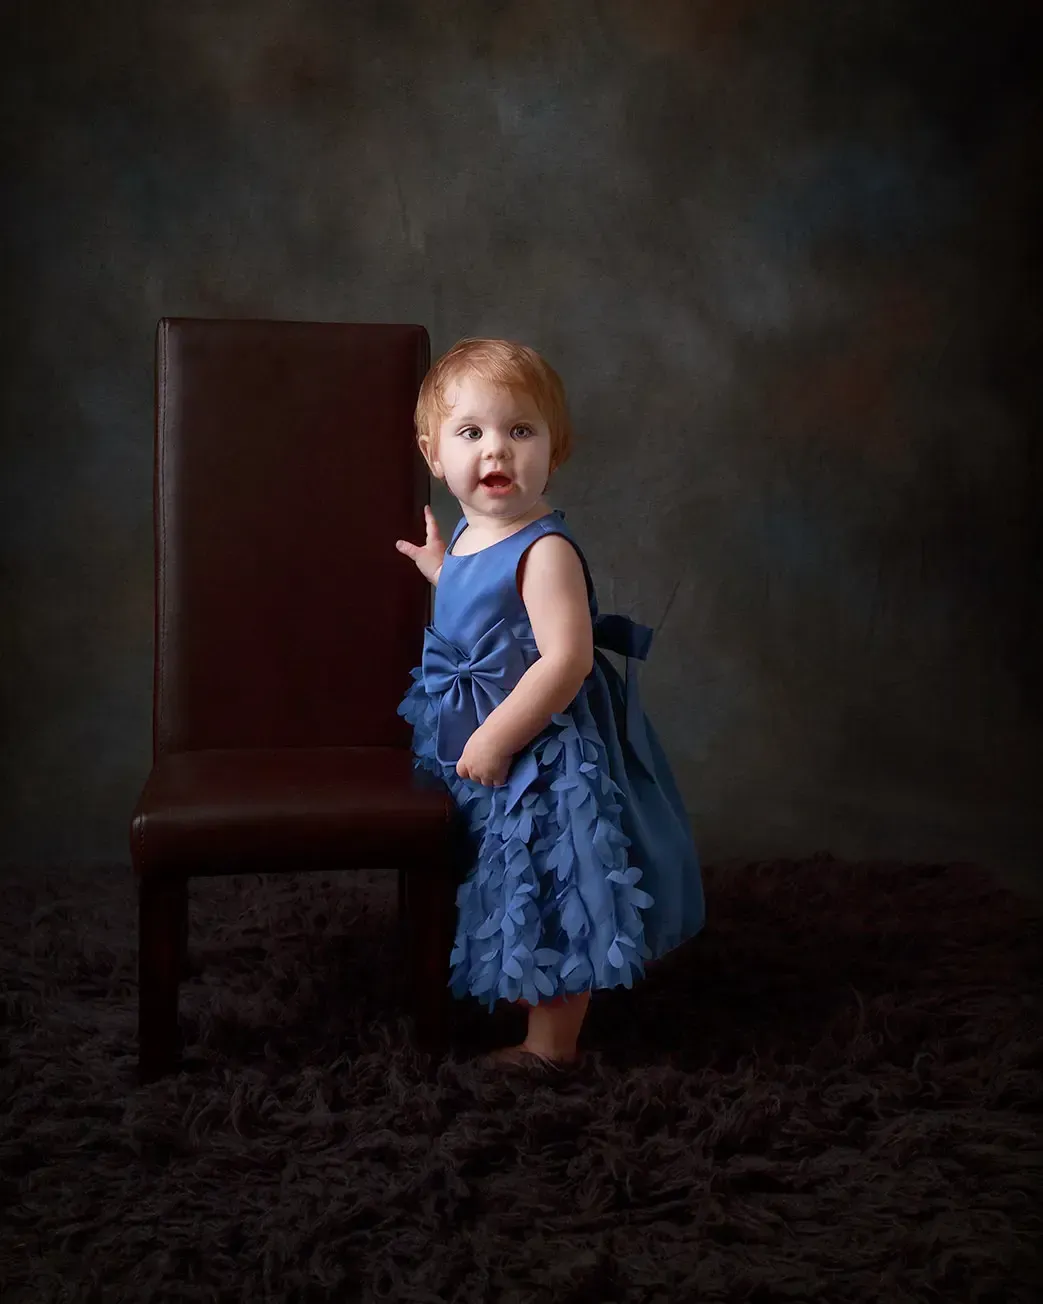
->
<box><xmin>421</xmin><ymin>618</ymin><xmax>527</xmax><ymax>766</ymax></box>
<box><xmin>421</xmin><ymin>610</ymin><xmax>657</xmax><ymax>781</ymax></box>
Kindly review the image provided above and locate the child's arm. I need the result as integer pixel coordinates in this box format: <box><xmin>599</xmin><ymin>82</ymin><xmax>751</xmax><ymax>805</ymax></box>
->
<box><xmin>479</xmin><ymin>536</ymin><xmax>594</xmax><ymax>757</ymax></box>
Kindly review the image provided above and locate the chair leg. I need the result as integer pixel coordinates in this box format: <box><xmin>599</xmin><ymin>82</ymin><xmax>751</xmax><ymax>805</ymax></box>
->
<box><xmin>404</xmin><ymin>858</ymin><xmax>458</xmax><ymax>1058</ymax></box>
<box><xmin>138</xmin><ymin>875</ymin><xmax>186</xmax><ymax>1083</ymax></box>
<box><xmin>178</xmin><ymin>878</ymin><xmax>192</xmax><ymax>979</ymax></box>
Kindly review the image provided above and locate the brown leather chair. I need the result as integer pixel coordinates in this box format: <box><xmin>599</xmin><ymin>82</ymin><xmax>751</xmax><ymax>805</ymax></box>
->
<box><xmin>130</xmin><ymin>318</ymin><xmax>468</xmax><ymax>1084</ymax></box>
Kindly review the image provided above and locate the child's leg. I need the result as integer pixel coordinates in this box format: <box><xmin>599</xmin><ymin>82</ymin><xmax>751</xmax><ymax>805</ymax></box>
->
<box><xmin>520</xmin><ymin>991</ymin><xmax>591</xmax><ymax>1060</ymax></box>
<box><xmin>484</xmin><ymin>991</ymin><xmax>592</xmax><ymax>1067</ymax></box>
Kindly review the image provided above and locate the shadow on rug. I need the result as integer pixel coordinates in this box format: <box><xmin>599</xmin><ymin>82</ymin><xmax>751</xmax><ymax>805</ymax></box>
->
<box><xmin>1</xmin><ymin>853</ymin><xmax>1041</xmax><ymax>1302</ymax></box>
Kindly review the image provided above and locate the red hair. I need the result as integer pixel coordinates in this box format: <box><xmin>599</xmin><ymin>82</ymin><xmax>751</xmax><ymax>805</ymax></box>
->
<box><xmin>414</xmin><ymin>337</ymin><xmax>573</xmax><ymax>480</ymax></box>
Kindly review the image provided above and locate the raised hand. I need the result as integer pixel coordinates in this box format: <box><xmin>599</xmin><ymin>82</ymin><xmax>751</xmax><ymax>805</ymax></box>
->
<box><xmin>395</xmin><ymin>504</ymin><xmax>446</xmax><ymax>585</ymax></box>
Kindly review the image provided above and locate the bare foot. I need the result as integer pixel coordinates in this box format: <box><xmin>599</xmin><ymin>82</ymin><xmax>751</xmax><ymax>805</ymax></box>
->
<box><xmin>481</xmin><ymin>1041</ymin><xmax>582</xmax><ymax>1072</ymax></box>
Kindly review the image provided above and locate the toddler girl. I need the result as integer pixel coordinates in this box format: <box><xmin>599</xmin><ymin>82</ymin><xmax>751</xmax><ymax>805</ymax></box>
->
<box><xmin>395</xmin><ymin>338</ymin><xmax>705</xmax><ymax>1072</ymax></box>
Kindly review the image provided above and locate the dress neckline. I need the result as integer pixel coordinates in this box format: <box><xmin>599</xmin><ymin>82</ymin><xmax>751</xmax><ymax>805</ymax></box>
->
<box><xmin>447</xmin><ymin>509</ymin><xmax>559</xmax><ymax>558</ymax></box>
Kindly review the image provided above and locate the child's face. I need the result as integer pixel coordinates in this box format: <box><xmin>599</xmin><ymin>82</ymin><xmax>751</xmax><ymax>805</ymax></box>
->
<box><xmin>429</xmin><ymin>372</ymin><xmax>553</xmax><ymax>528</ymax></box>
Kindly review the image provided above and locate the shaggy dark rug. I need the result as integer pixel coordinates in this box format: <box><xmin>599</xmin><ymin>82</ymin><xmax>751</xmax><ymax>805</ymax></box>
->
<box><xmin>1</xmin><ymin>852</ymin><xmax>1040</xmax><ymax>1303</ymax></box>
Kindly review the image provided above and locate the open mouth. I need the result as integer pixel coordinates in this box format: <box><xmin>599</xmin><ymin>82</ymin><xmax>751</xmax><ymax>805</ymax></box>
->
<box><xmin>481</xmin><ymin>475</ymin><xmax>514</xmax><ymax>488</ymax></box>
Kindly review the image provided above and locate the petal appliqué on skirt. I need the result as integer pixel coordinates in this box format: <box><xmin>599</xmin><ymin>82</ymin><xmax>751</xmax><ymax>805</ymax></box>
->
<box><xmin>397</xmin><ymin>674</ymin><xmax>655</xmax><ymax>1011</ymax></box>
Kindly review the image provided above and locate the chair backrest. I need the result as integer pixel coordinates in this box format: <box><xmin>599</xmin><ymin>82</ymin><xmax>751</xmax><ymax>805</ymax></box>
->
<box><xmin>153</xmin><ymin>318</ymin><xmax>431</xmax><ymax>759</ymax></box>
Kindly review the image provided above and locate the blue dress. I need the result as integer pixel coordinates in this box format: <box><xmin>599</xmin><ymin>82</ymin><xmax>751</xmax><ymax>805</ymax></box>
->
<box><xmin>396</xmin><ymin>508</ymin><xmax>705</xmax><ymax>1011</ymax></box>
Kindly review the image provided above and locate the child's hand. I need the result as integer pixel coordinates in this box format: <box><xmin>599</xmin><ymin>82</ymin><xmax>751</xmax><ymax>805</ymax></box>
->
<box><xmin>395</xmin><ymin>505</ymin><xmax>446</xmax><ymax>585</ymax></box>
<box><xmin>456</xmin><ymin>724</ymin><xmax>512</xmax><ymax>787</ymax></box>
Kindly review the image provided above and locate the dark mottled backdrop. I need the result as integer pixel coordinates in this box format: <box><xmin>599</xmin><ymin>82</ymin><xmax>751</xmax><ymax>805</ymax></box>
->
<box><xmin>2</xmin><ymin>1</ymin><xmax>1039</xmax><ymax>889</ymax></box>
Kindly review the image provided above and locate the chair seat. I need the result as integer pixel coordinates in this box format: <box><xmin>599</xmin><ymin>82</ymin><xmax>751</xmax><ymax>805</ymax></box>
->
<box><xmin>131</xmin><ymin>747</ymin><xmax>454</xmax><ymax>878</ymax></box>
